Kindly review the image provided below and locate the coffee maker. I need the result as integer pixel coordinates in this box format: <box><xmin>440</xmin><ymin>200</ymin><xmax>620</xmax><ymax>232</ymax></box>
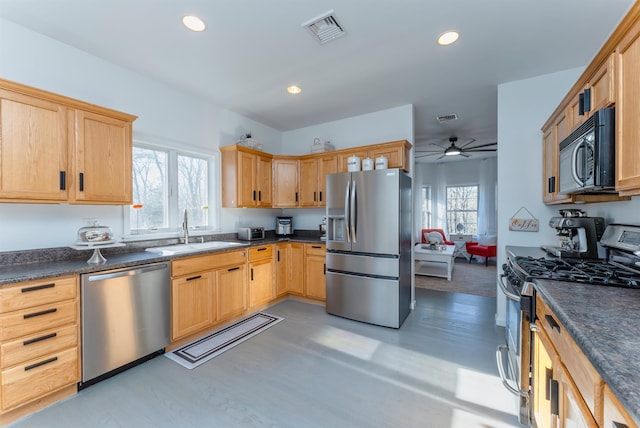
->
<box><xmin>275</xmin><ymin>216</ymin><xmax>293</xmax><ymax>236</ymax></box>
<box><xmin>541</xmin><ymin>210</ymin><xmax>605</xmax><ymax>259</ymax></box>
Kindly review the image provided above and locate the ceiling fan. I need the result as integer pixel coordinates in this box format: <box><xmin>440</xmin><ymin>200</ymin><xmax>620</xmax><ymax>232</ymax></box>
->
<box><xmin>415</xmin><ymin>137</ymin><xmax>497</xmax><ymax>160</ymax></box>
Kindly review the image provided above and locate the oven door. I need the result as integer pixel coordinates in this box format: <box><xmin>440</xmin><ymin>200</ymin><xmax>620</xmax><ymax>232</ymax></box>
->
<box><xmin>496</xmin><ymin>273</ymin><xmax>531</xmax><ymax>426</ymax></box>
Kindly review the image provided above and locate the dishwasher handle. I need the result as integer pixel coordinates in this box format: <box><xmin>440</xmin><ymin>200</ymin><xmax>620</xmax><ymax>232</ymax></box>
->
<box><xmin>86</xmin><ymin>263</ymin><xmax>169</xmax><ymax>282</ymax></box>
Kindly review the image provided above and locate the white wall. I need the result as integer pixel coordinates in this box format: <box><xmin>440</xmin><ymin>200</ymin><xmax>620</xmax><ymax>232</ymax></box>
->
<box><xmin>496</xmin><ymin>67</ymin><xmax>640</xmax><ymax>325</ymax></box>
<box><xmin>0</xmin><ymin>18</ymin><xmax>282</xmax><ymax>251</ymax></box>
<box><xmin>281</xmin><ymin>105</ymin><xmax>414</xmax><ymax>157</ymax></box>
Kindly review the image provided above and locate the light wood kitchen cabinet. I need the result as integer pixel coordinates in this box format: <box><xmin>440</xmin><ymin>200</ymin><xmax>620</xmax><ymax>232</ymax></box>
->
<box><xmin>616</xmin><ymin>18</ymin><xmax>640</xmax><ymax>195</ymax></box>
<box><xmin>272</xmin><ymin>157</ymin><xmax>299</xmax><ymax>208</ymax></box>
<box><xmin>567</xmin><ymin>55</ymin><xmax>615</xmax><ymax>131</ymax></box>
<box><xmin>0</xmin><ymin>78</ymin><xmax>136</xmax><ymax>204</ymax></box>
<box><xmin>0</xmin><ymin>276</ymin><xmax>79</xmax><ymax>418</ymax></box>
<box><xmin>542</xmin><ymin>119</ymin><xmax>573</xmax><ymax>205</ymax></box>
<box><xmin>170</xmin><ymin>249</ymin><xmax>248</xmax><ymax>341</ymax></box>
<box><xmin>71</xmin><ymin>110</ymin><xmax>132</xmax><ymax>204</ymax></box>
<box><xmin>530</xmin><ymin>294</ymin><xmax>640</xmax><ymax>428</ymax></box>
<box><xmin>220</xmin><ymin>140</ymin><xmax>411</xmax><ymax>209</ymax></box>
<box><xmin>532</xmin><ymin>325</ymin><xmax>556</xmax><ymax>428</ymax></box>
<box><xmin>275</xmin><ymin>242</ymin><xmax>305</xmax><ymax>296</ymax></box>
<box><xmin>216</xmin><ymin>264</ymin><xmax>247</xmax><ymax>322</ymax></box>
<box><xmin>304</xmin><ymin>243</ymin><xmax>326</xmax><ymax>300</ymax></box>
<box><xmin>336</xmin><ymin>140</ymin><xmax>411</xmax><ymax>173</ymax></box>
<box><xmin>171</xmin><ymin>271</ymin><xmax>215</xmax><ymax>340</ymax></box>
<box><xmin>248</xmin><ymin>245</ymin><xmax>274</xmax><ymax>307</ymax></box>
<box><xmin>604</xmin><ymin>384</ymin><xmax>639</xmax><ymax>428</ymax></box>
<box><xmin>299</xmin><ymin>155</ymin><xmax>338</xmax><ymax>207</ymax></box>
<box><xmin>221</xmin><ymin>145</ymin><xmax>273</xmax><ymax>207</ymax></box>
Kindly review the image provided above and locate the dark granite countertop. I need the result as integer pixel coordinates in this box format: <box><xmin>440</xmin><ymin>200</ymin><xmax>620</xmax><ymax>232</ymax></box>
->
<box><xmin>0</xmin><ymin>233</ymin><xmax>325</xmax><ymax>286</ymax></box>
<box><xmin>506</xmin><ymin>245</ymin><xmax>640</xmax><ymax>424</ymax></box>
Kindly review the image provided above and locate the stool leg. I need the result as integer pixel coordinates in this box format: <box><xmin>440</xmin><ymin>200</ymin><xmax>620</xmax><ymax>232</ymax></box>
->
<box><xmin>485</xmin><ymin>257</ymin><xmax>488</xmax><ymax>267</ymax></box>
<box><xmin>468</xmin><ymin>255</ymin><xmax>473</xmax><ymax>264</ymax></box>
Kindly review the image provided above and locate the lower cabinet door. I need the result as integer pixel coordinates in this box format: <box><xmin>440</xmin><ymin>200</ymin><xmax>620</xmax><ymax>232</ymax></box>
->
<box><xmin>305</xmin><ymin>255</ymin><xmax>326</xmax><ymax>300</ymax></box>
<box><xmin>171</xmin><ymin>272</ymin><xmax>215</xmax><ymax>340</ymax></box>
<box><xmin>532</xmin><ymin>327</ymin><xmax>556</xmax><ymax>428</ymax></box>
<box><xmin>216</xmin><ymin>264</ymin><xmax>247</xmax><ymax>321</ymax></box>
<box><xmin>249</xmin><ymin>259</ymin><xmax>273</xmax><ymax>307</ymax></box>
<box><xmin>556</xmin><ymin>362</ymin><xmax>598</xmax><ymax>427</ymax></box>
<box><xmin>1</xmin><ymin>347</ymin><xmax>78</xmax><ymax>411</ymax></box>
<box><xmin>289</xmin><ymin>243</ymin><xmax>305</xmax><ymax>295</ymax></box>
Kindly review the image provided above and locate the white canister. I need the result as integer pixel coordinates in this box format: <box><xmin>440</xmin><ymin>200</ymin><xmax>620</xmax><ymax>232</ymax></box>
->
<box><xmin>347</xmin><ymin>155</ymin><xmax>361</xmax><ymax>172</ymax></box>
<box><xmin>375</xmin><ymin>155</ymin><xmax>388</xmax><ymax>169</ymax></box>
<box><xmin>362</xmin><ymin>157</ymin><xmax>374</xmax><ymax>171</ymax></box>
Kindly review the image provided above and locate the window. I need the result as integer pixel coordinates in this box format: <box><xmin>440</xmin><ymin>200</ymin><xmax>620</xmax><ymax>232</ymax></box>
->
<box><xmin>420</xmin><ymin>186</ymin><xmax>432</xmax><ymax>228</ymax></box>
<box><xmin>446</xmin><ymin>185</ymin><xmax>478</xmax><ymax>235</ymax></box>
<box><xmin>130</xmin><ymin>143</ymin><xmax>213</xmax><ymax>235</ymax></box>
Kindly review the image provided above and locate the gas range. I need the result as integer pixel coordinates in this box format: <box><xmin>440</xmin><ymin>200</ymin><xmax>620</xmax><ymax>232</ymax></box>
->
<box><xmin>510</xmin><ymin>256</ymin><xmax>640</xmax><ymax>288</ymax></box>
<box><xmin>505</xmin><ymin>223</ymin><xmax>640</xmax><ymax>291</ymax></box>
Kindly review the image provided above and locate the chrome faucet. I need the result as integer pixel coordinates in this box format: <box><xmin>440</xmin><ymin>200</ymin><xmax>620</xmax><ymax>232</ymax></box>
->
<box><xmin>182</xmin><ymin>209</ymin><xmax>189</xmax><ymax>244</ymax></box>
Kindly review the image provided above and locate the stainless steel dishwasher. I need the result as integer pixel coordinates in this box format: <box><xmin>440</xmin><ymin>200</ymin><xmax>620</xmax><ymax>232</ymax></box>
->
<box><xmin>80</xmin><ymin>262</ymin><xmax>170</xmax><ymax>387</ymax></box>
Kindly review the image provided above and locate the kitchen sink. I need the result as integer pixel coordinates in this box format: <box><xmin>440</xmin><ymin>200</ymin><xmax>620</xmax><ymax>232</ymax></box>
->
<box><xmin>145</xmin><ymin>241</ymin><xmax>248</xmax><ymax>255</ymax></box>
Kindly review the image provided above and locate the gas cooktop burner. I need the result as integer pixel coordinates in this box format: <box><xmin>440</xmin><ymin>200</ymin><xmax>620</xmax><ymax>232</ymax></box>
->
<box><xmin>513</xmin><ymin>256</ymin><xmax>640</xmax><ymax>288</ymax></box>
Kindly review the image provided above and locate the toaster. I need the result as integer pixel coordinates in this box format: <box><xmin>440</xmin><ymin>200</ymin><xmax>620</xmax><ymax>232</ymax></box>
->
<box><xmin>238</xmin><ymin>227</ymin><xmax>265</xmax><ymax>241</ymax></box>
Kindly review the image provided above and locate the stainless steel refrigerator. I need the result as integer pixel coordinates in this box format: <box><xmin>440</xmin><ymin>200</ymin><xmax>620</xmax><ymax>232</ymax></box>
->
<box><xmin>325</xmin><ymin>168</ymin><xmax>412</xmax><ymax>328</ymax></box>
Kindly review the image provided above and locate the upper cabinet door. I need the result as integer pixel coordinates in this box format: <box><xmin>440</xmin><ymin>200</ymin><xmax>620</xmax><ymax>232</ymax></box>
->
<box><xmin>256</xmin><ymin>155</ymin><xmax>272</xmax><ymax>207</ymax></box>
<box><xmin>299</xmin><ymin>158</ymin><xmax>319</xmax><ymax>207</ymax></box>
<box><xmin>72</xmin><ymin>110</ymin><xmax>132</xmax><ymax>204</ymax></box>
<box><xmin>0</xmin><ymin>90</ymin><xmax>68</xmax><ymax>201</ymax></box>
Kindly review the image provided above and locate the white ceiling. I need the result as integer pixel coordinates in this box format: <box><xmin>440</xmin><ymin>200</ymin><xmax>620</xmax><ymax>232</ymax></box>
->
<box><xmin>0</xmin><ymin>0</ymin><xmax>635</xmax><ymax>162</ymax></box>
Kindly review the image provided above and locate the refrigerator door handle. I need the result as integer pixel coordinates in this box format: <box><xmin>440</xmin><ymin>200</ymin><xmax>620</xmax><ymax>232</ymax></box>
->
<box><xmin>350</xmin><ymin>179</ymin><xmax>357</xmax><ymax>243</ymax></box>
<box><xmin>344</xmin><ymin>179</ymin><xmax>351</xmax><ymax>243</ymax></box>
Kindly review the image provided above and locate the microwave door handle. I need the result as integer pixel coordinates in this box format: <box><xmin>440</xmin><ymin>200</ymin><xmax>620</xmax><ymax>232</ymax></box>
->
<box><xmin>571</xmin><ymin>140</ymin><xmax>585</xmax><ymax>186</ymax></box>
<box><xmin>350</xmin><ymin>179</ymin><xmax>357</xmax><ymax>243</ymax></box>
<box><xmin>344</xmin><ymin>179</ymin><xmax>351</xmax><ymax>243</ymax></box>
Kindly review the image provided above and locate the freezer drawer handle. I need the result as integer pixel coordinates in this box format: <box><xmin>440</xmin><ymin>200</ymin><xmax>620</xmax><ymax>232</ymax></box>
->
<box><xmin>24</xmin><ymin>356</ymin><xmax>58</xmax><ymax>372</ymax></box>
<box><xmin>21</xmin><ymin>283</ymin><xmax>55</xmax><ymax>293</ymax></box>
<box><xmin>23</xmin><ymin>308</ymin><xmax>57</xmax><ymax>319</ymax></box>
<box><xmin>23</xmin><ymin>332</ymin><xmax>57</xmax><ymax>346</ymax></box>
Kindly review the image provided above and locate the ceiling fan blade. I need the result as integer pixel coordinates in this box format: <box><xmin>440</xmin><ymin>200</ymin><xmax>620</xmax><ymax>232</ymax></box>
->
<box><xmin>464</xmin><ymin>142</ymin><xmax>497</xmax><ymax>150</ymax></box>
<box><xmin>458</xmin><ymin>138</ymin><xmax>476</xmax><ymax>149</ymax></box>
<box><xmin>416</xmin><ymin>153</ymin><xmax>443</xmax><ymax>158</ymax></box>
<box><xmin>459</xmin><ymin>152</ymin><xmax>471</xmax><ymax>157</ymax></box>
<box><xmin>463</xmin><ymin>149</ymin><xmax>497</xmax><ymax>152</ymax></box>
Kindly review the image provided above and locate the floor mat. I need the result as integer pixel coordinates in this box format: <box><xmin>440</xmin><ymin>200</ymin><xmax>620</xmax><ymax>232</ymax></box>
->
<box><xmin>165</xmin><ymin>312</ymin><xmax>283</xmax><ymax>369</ymax></box>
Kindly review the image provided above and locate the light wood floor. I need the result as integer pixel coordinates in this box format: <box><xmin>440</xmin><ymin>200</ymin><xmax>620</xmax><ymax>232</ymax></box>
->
<box><xmin>10</xmin><ymin>289</ymin><xmax>519</xmax><ymax>428</ymax></box>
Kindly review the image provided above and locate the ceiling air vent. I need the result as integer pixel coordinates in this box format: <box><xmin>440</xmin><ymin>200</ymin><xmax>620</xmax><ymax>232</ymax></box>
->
<box><xmin>436</xmin><ymin>113</ymin><xmax>458</xmax><ymax>123</ymax></box>
<box><xmin>302</xmin><ymin>10</ymin><xmax>346</xmax><ymax>45</ymax></box>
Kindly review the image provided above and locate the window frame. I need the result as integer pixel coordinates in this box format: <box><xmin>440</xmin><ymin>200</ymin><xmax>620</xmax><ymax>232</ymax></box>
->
<box><xmin>123</xmin><ymin>139</ymin><xmax>220</xmax><ymax>241</ymax></box>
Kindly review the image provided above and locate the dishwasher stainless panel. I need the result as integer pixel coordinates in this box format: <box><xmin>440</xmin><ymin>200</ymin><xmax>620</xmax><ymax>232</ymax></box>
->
<box><xmin>81</xmin><ymin>262</ymin><xmax>170</xmax><ymax>385</ymax></box>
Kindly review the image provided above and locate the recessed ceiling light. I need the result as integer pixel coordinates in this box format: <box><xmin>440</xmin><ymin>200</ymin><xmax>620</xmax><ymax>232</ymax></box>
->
<box><xmin>437</xmin><ymin>31</ymin><xmax>459</xmax><ymax>46</ymax></box>
<box><xmin>182</xmin><ymin>15</ymin><xmax>206</xmax><ymax>32</ymax></box>
<box><xmin>287</xmin><ymin>85</ymin><xmax>302</xmax><ymax>94</ymax></box>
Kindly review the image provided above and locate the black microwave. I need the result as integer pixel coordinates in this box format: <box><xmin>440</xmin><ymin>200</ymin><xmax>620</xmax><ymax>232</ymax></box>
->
<box><xmin>558</xmin><ymin>107</ymin><xmax>615</xmax><ymax>195</ymax></box>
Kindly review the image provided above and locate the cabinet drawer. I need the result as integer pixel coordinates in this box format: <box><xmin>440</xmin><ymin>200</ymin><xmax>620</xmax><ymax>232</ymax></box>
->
<box><xmin>249</xmin><ymin>245</ymin><xmax>272</xmax><ymax>261</ymax></box>
<box><xmin>0</xmin><ymin>276</ymin><xmax>76</xmax><ymax>313</ymax></box>
<box><xmin>172</xmin><ymin>250</ymin><xmax>247</xmax><ymax>277</ymax></box>
<box><xmin>1</xmin><ymin>324</ymin><xmax>78</xmax><ymax>369</ymax></box>
<box><xmin>305</xmin><ymin>243</ymin><xmax>326</xmax><ymax>256</ymax></box>
<box><xmin>536</xmin><ymin>295</ymin><xmax>602</xmax><ymax>418</ymax></box>
<box><xmin>0</xmin><ymin>300</ymin><xmax>77</xmax><ymax>342</ymax></box>
<box><xmin>1</xmin><ymin>347</ymin><xmax>78</xmax><ymax>411</ymax></box>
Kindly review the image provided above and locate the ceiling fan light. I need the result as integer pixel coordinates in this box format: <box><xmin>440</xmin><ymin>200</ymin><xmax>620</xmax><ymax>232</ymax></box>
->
<box><xmin>445</xmin><ymin>149</ymin><xmax>460</xmax><ymax>156</ymax></box>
